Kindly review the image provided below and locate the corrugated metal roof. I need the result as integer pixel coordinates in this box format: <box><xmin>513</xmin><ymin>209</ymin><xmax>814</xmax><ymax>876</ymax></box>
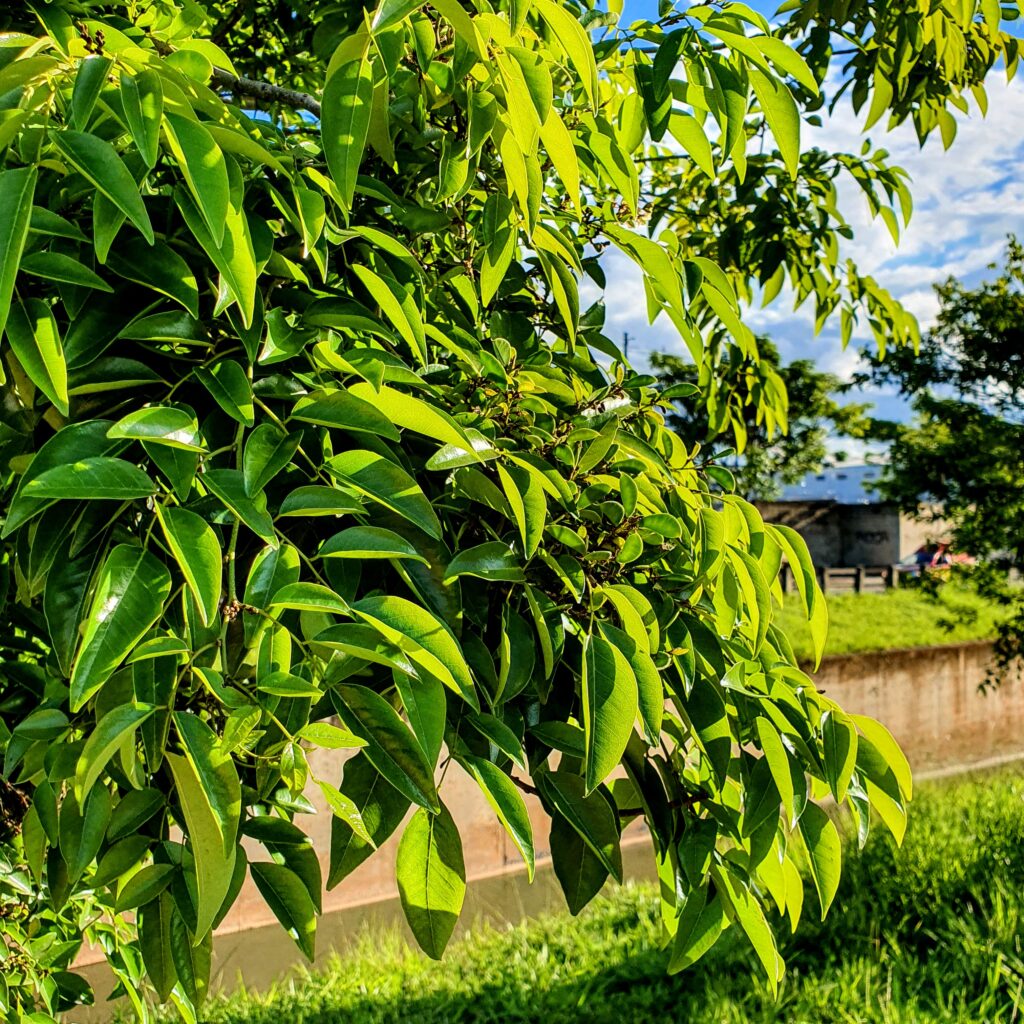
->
<box><xmin>778</xmin><ymin>465</ymin><xmax>884</xmax><ymax>504</ymax></box>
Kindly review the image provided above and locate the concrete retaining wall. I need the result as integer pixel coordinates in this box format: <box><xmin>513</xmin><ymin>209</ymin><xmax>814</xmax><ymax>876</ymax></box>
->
<box><xmin>77</xmin><ymin>639</ymin><xmax>1024</xmax><ymax>1011</ymax></box>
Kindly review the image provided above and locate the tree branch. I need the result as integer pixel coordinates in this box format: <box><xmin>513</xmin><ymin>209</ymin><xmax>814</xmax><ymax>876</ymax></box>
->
<box><xmin>208</xmin><ymin>67</ymin><xmax>321</xmax><ymax>118</ymax></box>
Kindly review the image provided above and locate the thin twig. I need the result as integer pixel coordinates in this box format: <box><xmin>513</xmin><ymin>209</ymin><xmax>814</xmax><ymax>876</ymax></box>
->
<box><xmin>512</xmin><ymin>774</ymin><xmax>707</xmax><ymax>818</ymax></box>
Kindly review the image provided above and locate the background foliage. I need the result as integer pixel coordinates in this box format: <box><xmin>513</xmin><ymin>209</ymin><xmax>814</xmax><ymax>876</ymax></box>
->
<box><xmin>0</xmin><ymin>0</ymin><xmax>1019</xmax><ymax>1021</ymax></box>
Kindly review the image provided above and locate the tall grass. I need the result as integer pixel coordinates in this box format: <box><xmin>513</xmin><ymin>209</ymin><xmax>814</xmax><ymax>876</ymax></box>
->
<box><xmin>193</xmin><ymin>767</ymin><xmax>1024</xmax><ymax>1024</ymax></box>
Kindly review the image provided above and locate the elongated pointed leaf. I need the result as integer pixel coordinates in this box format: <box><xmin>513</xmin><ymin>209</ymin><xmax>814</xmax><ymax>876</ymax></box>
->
<box><xmin>291</xmin><ymin>388</ymin><xmax>399</xmax><ymax>439</ymax></box>
<box><xmin>328</xmin><ymin>450</ymin><xmax>441</xmax><ymax>539</ymax></box>
<box><xmin>330</xmin><ymin>684</ymin><xmax>439</xmax><ymax>812</ymax></box>
<box><xmin>51</xmin><ymin>130</ymin><xmax>154</xmax><ymax>243</ymax></box>
<box><xmin>168</xmin><ymin>712</ymin><xmax>241</xmax><ymax>940</ymax></box>
<box><xmin>396</xmin><ymin>803</ymin><xmax>465</xmax><ymax>960</ymax></box>
<box><xmin>163</xmin><ymin>113</ymin><xmax>229</xmax><ymax>247</ymax></box>
<box><xmin>539</xmin><ymin>771</ymin><xmax>622</xmax><ymax>881</ymax></box>
<box><xmin>108</xmin><ymin>406</ymin><xmax>203</xmax><ymax>451</ymax></box>
<box><xmin>194</xmin><ymin>359</ymin><xmax>254</xmax><ymax>426</ymax></box>
<box><xmin>250</xmin><ymin>861</ymin><xmax>317</xmax><ymax>960</ymax></box>
<box><xmin>155</xmin><ymin>506</ymin><xmax>222</xmax><ymax>626</ymax></box>
<box><xmin>71</xmin><ymin>545</ymin><xmax>171</xmax><ymax>710</ymax></box>
<box><xmin>322</xmin><ymin>47</ymin><xmax>373</xmax><ymax>211</ymax></box>
<box><xmin>75</xmin><ymin>702</ymin><xmax>155</xmax><ymax>801</ymax></box>
<box><xmin>5</xmin><ymin>298</ymin><xmax>69</xmax><ymax>415</ymax></box>
<box><xmin>204</xmin><ymin>469</ymin><xmax>276</xmax><ymax>544</ymax></box>
<box><xmin>0</xmin><ymin>166</ymin><xmax>37</xmax><ymax>338</ymax></box>
<box><xmin>582</xmin><ymin>634</ymin><xmax>637</xmax><ymax>793</ymax></box>
<box><xmin>320</xmin><ymin>526</ymin><xmax>428</xmax><ymax>564</ymax></box>
<box><xmin>121</xmin><ymin>69</ymin><xmax>163</xmax><ymax>169</ymax></box>
<box><xmin>24</xmin><ymin>456</ymin><xmax>155</xmax><ymax>502</ymax></box>
<box><xmin>243</xmin><ymin>423</ymin><xmax>302</xmax><ymax>495</ymax></box>
<box><xmin>462</xmin><ymin>755</ymin><xmax>534</xmax><ymax>880</ymax></box>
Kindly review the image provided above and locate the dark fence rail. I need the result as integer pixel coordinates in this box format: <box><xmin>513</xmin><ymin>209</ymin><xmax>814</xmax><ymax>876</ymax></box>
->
<box><xmin>780</xmin><ymin>563</ymin><xmax>917</xmax><ymax>594</ymax></box>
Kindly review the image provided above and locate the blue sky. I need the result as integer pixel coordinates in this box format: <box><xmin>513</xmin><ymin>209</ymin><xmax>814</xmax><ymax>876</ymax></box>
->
<box><xmin>603</xmin><ymin>1</ymin><xmax>1024</xmax><ymax>451</ymax></box>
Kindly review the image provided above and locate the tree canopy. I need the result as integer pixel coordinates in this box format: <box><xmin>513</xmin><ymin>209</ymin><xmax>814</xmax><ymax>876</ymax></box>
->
<box><xmin>652</xmin><ymin>338</ymin><xmax>869</xmax><ymax>501</ymax></box>
<box><xmin>0</xmin><ymin>1</ymin><xmax>1019</xmax><ymax>1021</ymax></box>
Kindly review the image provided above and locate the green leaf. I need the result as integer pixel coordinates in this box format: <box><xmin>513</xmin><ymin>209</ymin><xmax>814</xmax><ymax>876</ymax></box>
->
<box><xmin>195</xmin><ymin>359</ymin><xmax>254</xmax><ymax>426</ymax></box>
<box><xmin>479</xmin><ymin>194</ymin><xmax>517</xmax><ymax>306</ymax></box>
<box><xmin>354</xmin><ymin>594</ymin><xmax>478</xmax><ymax>709</ymax></box>
<box><xmin>155</xmin><ymin>505</ymin><xmax>222</xmax><ymax>627</ymax></box>
<box><xmin>114</xmin><ymin>863</ymin><xmax>175</xmax><ymax>913</ymax></box>
<box><xmin>139</xmin><ymin>892</ymin><xmax>177</xmax><ymax>1002</ymax></box>
<box><xmin>23</xmin><ymin>456</ymin><xmax>155</xmax><ymax>502</ymax></box>
<box><xmin>5</xmin><ymin>298</ymin><xmax>69</xmax><ymax>416</ymax></box>
<box><xmin>320</xmin><ymin>525</ymin><xmax>428</xmax><ymax>564</ymax></box>
<box><xmin>316</xmin><ymin>779</ymin><xmax>374</xmax><ymax>845</ymax></box>
<box><xmin>270</xmin><ymin>581</ymin><xmax>350</xmax><ymax>616</ymax></box>
<box><xmin>396</xmin><ymin>803</ymin><xmax>466</xmax><ymax>960</ymax></box>
<box><xmin>71</xmin><ymin>545</ymin><xmax>171</xmax><ymax>711</ymax></box>
<box><xmin>331</xmin><ymin>684</ymin><xmax>440</xmax><ymax>812</ymax></box>
<box><xmin>163</xmin><ymin>113</ymin><xmax>230</xmax><ymax>247</ymax></box>
<box><xmin>850</xmin><ymin>714</ymin><xmax>912</xmax><ymax>800</ymax></box>
<box><xmin>279</xmin><ymin>485</ymin><xmax>365</xmax><ymax>517</ymax></box>
<box><xmin>550</xmin><ymin>812</ymin><xmax>609</xmax><ymax>915</ymax></box>
<box><xmin>291</xmin><ymin>388</ymin><xmax>400</xmax><ymax>440</ymax></box>
<box><xmin>328</xmin><ymin>752</ymin><xmax>411</xmax><ymax>888</ymax></box>
<box><xmin>822</xmin><ymin>708</ymin><xmax>858</xmax><ymax>804</ymax></box>
<box><xmin>322</xmin><ymin>47</ymin><xmax>374</xmax><ymax>211</ymax></box>
<box><xmin>108</xmin><ymin>406</ymin><xmax>203</xmax><ymax>451</ymax></box>
<box><xmin>243</xmin><ymin>424</ymin><xmax>302</xmax><ymax>495</ymax></box>
<box><xmin>796</xmin><ymin>800</ymin><xmax>842</xmax><ymax>919</ymax></box>
<box><xmin>749</xmin><ymin>69</ymin><xmax>801</xmax><ymax>178</ymax></box>
<box><xmin>19</xmin><ymin>250</ymin><xmax>113</xmax><ymax>291</ymax></box>
<box><xmin>60</xmin><ymin>786</ymin><xmax>112</xmax><ymax>882</ymax></box>
<box><xmin>51</xmin><ymin>130</ymin><xmax>154</xmax><ymax>243</ymax></box>
<box><xmin>71</xmin><ymin>55</ymin><xmax>111</xmax><ymax>130</ymax></box>
<box><xmin>120</xmin><ymin>69</ymin><xmax>163</xmax><ymax>169</ymax></box>
<box><xmin>167</xmin><ymin>712</ymin><xmax>242</xmax><ymax>940</ymax></box>
<box><xmin>75</xmin><ymin>702</ymin><xmax>155</xmax><ymax>802</ymax></box>
<box><xmin>250</xmin><ymin>862</ymin><xmax>317</xmax><ymax>960</ymax></box>
<box><xmin>204</xmin><ymin>469</ymin><xmax>277</xmax><ymax>544</ymax></box>
<box><xmin>598</xmin><ymin>621</ymin><xmax>662</xmax><ymax>744</ymax></box>
<box><xmin>106</xmin><ymin>238</ymin><xmax>200</xmax><ymax>317</ymax></box>
<box><xmin>534</xmin><ymin>0</ymin><xmax>598</xmax><ymax>107</ymax></box>
<box><xmin>668</xmin><ymin>889</ymin><xmax>727</xmax><ymax>973</ymax></box>
<box><xmin>467</xmin><ymin>712</ymin><xmax>526</xmax><ymax>770</ymax></box>
<box><xmin>461</xmin><ymin>755</ymin><xmax>534</xmax><ymax>880</ymax></box>
<box><xmin>444</xmin><ymin>541</ymin><xmax>524</xmax><ymax>583</ymax></box>
<box><xmin>495</xmin><ymin>462</ymin><xmax>545</xmax><ymax>559</ymax></box>
<box><xmin>539</xmin><ymin>771</ymin><xmax>623</xmax><ymax>881</ymax></box>
<box><xmin>328</xmin><ymin>450</ymin><xmax>441</xmax><ymax>540</ymax></box>
<box><xmin>582</xmin><ymin>634</ymin><xmax>638</xmax><ymax>794</ymax></box>
<box><xmin>351</xmin><ymin>264</ymin><xmax>427</xmax><ymax>363</ymax></box>
<box><xmin>169</xmin><ymin>908</ymin><xmax>211</xmax><ymax>1008</ymax></box>
<box><xmin>347</xmin><ymin>382</ymin><xmax>478</xmax><ymax>452</ymax></box>
<box><xmin>0</xmin><ymin>166</ymin><xmax>37</xmax><ymax>339</ymax></box>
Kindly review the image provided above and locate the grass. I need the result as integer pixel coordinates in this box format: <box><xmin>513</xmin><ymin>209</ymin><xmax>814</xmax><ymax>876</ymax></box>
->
<box><xmin>775</xmin><ymin>584</ymin><xmax>1006</xmax><ymax>662</ymax></box>
<box><xmin>194</xmin><ymin>766</ymin><xmax>1024</xmax><ymax>1024</ymax></box>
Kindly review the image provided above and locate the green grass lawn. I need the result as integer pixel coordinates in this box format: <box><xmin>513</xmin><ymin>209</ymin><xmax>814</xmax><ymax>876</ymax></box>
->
<box><xmin>193</xmin><ymin>767</ymin><xmax>1024</xmax><ymax>1024</ymax></box>
<box><xmin>775</xmin><ymin>584</ymin><xmax>1006</xmax><ymax>663</ymax></box>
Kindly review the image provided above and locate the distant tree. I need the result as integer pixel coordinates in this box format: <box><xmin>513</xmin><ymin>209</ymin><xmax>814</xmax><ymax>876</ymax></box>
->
<box><xmin>652</xmin><ymin>339</ymin><xmax>869</xmax><ymax>501</ymax></box>
<box><xmin>859</xmin><ymin>238</ymin><xmax>1024</xmax><ymax>563</ymax></box>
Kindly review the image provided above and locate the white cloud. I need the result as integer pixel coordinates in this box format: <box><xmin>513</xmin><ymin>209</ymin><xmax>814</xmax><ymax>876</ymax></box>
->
<box><xmin>598</xmin><ymin>74</ymin><xmax>1024</xmax><ymax>417</ymax></box>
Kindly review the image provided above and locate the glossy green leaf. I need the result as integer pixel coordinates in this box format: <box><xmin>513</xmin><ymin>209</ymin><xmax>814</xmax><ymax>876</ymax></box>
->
<box><xmin>167</xmin><ymin>711</ymin><xmax>242</xmax><ymax>939</ymax></box>
<box><xmin>23</xmin><ymin>456</ymin><xmax>155</xmax><ymax>502</ymax></box>
<box><xmin>163</xmin><ymin>112</ymin><xmax>230</xmax><ymax>247</ymax></box>
<box><xmin>106</xmin><ymin>238</ymin><xmax>200</xmax><ymax>317</ymax></box>
<box><xmin>396</xmin><ymin>803</ymin><xmax>465</xmax><ymax>960</ymax></box>
<box><xmin>250</xmin><ymin>862</ymin><xmax>317</xmax><ymax>960</ymax></box>
<box><xmin>5</xmin><ymin>298</ymin><xmax>69</xmax><ymax>415</ymax></box>
<box><xmin>331</xmin><ymin>684</ymin><xmax>439</xmax><ymax>812</ymax></box>
<box><xmin>204</xmin><ymin>469</ymin><xmax>277</xmax><ymax>544</ymax></box>
<box><xmin>19</xmin><ymin>250</ymin><xmax>113</xmax><ymax>291</ymax></box>
<box><xmin>353</xmin><ymin>594</ymin><xmax>477</xmax><ymax>708</ymax></box>
<box><xmin>444</xmin><ymin>541</ymin><xmax>524</xmax><ymax>583</ymax></box>
<box><xmin>461</xmin><ymin>755</ymin><xmax>534</xmax><ymax>880</ymax></box>
<box><xmin>539</xmin><ymin>771</ymin><xmax>622</xmax><ymax>881</ymax></box>
<box><xmin>195</xmin><ymin>359</ymin><xmax>254</xmax><ymax>426</ymax></box>
<box><xmin>320</xmin><ymin>525</ymin><xmax>428</xmax><ymax>564</ymax></box>
<box><xmin>328</xmin><ymin>752</ymin><xmax>411</xmax><ymax>888</ymax></box>
<box><xmin>291</xmin><ymin>388</ymin><xmax>400</xmax><ymax>439</ymax></box>
<box><xmin>582</xmin><ymin>634</ymin><xmax>638</xmax><ymax>794</ymax></box>
<box><xmin>108</xmin><ymin>406</ymin><xmax>203</xmax><ymax>451</ymax></box>
<box><xmin>797</xmin><ymin>800</ymin><xmax>842</xmax><ymax>919</ymax></box>
<box><xmin>120</xmin><ymin>69</ymin><xmax>163</xmax><ymax>169</ymax></box>
<box><xmin>322</xmin><ymin>47</ymin><xmax>374</xmax><ymax>211</ymax></box>
<box><xmin>71</xmin><ymin>545</ymin><xmax>171</xmax><ymax>711</ymax></box>
<box><xmin>51</xmin><ymin>130</ymin><xmax>154</xmax><ymax>243</ymax></box>
<box><xmin>243</xmin><ymin>424</ymin><xmax>302</xmax><ymax>495</ymax></box>
<box><xmin>0</xmin><ymin>166</ymin><xmax>37</xmax><ymax>339</ymax></box>
<box><xmin>155</xmin><ymin>505</ymin><xmax>222</xmax><ymax>626</ymax></box>
<box><xmin>75</xmin><ymin>702</ymin><xmax>155</xmax><ymax>802</ymax></box>
<box><xmin>139</xmin><ymin>892</ymin><xmax>177</xmax><ymax>1002</ymax></box>
<box><xmin>329</xmin><ymin>450</ymin><xmax>441</xmax><ymax>540</ymax></box>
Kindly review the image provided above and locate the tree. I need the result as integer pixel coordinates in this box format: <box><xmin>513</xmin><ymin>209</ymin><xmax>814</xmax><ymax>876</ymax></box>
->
<box><xmin>0</xmin><ymin>1</ymin><xmax>1016</xmax><ymax>1020</ymax></box>
<box><xmin>651</xmin><ymin>338</ymin><xmax>869</xmax><ymax>500</ymax></box>
<box><xmin>859</xmin><ymin>238</ymin><xmax>1024</xmax><ymax>563</ymax></box>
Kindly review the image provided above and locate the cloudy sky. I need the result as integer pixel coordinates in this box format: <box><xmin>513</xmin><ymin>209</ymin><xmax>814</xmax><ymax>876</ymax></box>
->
<box><xmin>605</xmin><ymin>1</ymin><xmax>1024</xmax><ymax>438</ymax></box>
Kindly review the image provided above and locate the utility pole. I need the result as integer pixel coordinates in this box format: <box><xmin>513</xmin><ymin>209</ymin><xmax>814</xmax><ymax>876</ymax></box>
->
<box><xmin>623</xmin><ymin>331</ymin><xmax>631</xmax><ymax>360</ymax></box>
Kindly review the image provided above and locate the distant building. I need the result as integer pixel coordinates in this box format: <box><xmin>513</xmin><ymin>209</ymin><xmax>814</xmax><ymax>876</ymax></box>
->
<box><xmin>756</xmin><ymin>465</ymin><xmax>947</xmax><ymax>568</ymax></box>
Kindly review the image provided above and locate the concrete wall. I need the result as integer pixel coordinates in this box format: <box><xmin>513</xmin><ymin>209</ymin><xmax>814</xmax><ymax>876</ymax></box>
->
<box><xmin>76</xmin><ymin>639</ymin><xmax>1024</xmax><ymax>1013</ymax></box>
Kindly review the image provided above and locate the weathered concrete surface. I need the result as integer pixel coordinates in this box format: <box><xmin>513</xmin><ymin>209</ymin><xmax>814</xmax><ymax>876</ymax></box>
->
<box><xmin>74</xmin><ymin>639</ymin><xmax>1023</xmax><ymax>1013</ymax></box>
<box><xmin>811</xmin><ymin>641</ymin><xmax>1020</xmax><ymax>774</ymax></box>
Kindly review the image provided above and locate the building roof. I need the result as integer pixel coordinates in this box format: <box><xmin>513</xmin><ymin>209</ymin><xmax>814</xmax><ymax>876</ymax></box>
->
<box><xmin>778</xmin><ymin>464</ymin><xmax>884</xmax><ymax>504</ymax></box>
